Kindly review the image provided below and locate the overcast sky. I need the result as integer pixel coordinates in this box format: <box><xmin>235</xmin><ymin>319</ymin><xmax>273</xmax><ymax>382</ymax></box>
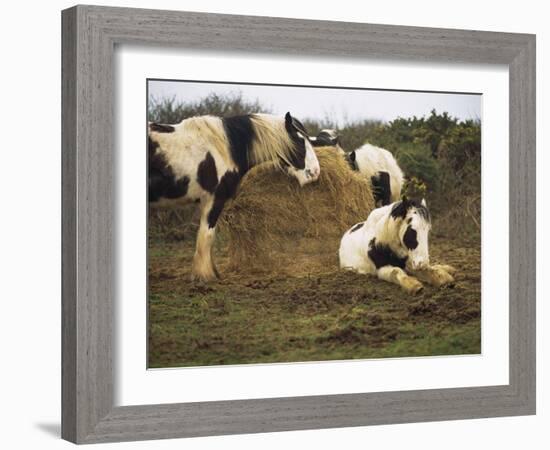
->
<box><xmin>148</xmin><ymin>80</ymin><xmax>481</xmax><ymax>126</ymax></box>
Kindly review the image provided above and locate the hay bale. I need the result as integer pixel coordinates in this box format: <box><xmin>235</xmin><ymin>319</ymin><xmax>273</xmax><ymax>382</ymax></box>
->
<box><xmin>219</xmin><ymin>146</ymin><xmax>375</xmax><ymax>276</ymax></box>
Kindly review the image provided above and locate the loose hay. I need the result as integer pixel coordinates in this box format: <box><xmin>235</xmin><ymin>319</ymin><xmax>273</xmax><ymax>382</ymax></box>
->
<box><xmin>219</xmin><ymin>147</ymin><xmax>375</xmax><ymax>276</ymax></box>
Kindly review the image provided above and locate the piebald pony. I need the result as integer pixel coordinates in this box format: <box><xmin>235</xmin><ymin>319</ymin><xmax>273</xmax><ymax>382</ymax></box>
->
<box><xmin>339</xmin><ymin>198</ymin><xmax>456</xmax><ymax>293</ymax></box>
<box><xmin>149</xmin><ymin>112</ymin><xmax>320</xmax><ymax>281</ymax></box>
<box><xmin>347</xmin><ymin>143</ymin><xmax>404</xmax><ymax>207</ymax></box>
<box><xmin>312</xmin><ymin>130</ymin><xmax>405</xmax><ymax>207</ymax></box>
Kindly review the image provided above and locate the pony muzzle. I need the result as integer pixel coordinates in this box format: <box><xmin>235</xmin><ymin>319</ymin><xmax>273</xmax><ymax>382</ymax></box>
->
<box><xmin>301</xmin><ymin>166</ymin><xmax>320</xmax><ymax>185</ymax></box>
<box><xmin>306</xmin><ymin>166</ymin><xmax>320</xmax><ymax>180</ymax></box>
<box><xmin>289</xmin><ymin>166</ymin><xmax>320</xmax><ymax>186</ymax></box>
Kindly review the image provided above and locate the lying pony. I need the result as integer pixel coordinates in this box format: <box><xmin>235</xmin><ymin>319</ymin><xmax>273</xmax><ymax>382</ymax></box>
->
<box><xmin>339</xmin><ymin>197</ymin><xmax>456</xmax><ymax>293</ymax></box>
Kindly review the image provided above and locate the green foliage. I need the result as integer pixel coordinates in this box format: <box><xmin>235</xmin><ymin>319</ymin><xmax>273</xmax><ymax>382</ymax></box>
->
<box><xmin>394</xmin><ymin>142</ymin><xmax>440</xmax><ymax>192</ymax></box>
<box><xmin>439</xmin><ymin>121</ymin><xmax>482</xmax><ymax>174</ymax></box>
<box><xmin>337</xmin><ymin>112</ymin><xmax>480</xmax><ymax>237</ymax></box>
<box><xmin>403</xmin><ymin>177</ymin><xmax>428</xmax><ymax>199</ymax></box>
<box><xmin>148</xmin><ymin>92</ymin><xmax>268</xmax><ymax>124</ymax></box>
<box><xmin>414</xmin><ymin>110</ymin><xmax>458</xmax><ymax>157</ymax></box>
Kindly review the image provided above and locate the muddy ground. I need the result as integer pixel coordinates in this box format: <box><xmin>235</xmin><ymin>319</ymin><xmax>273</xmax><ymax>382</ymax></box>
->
<box><xmin>148</xmin><ymin>226</ymin><xmax>481</xmax><ymax>368</ymax></box>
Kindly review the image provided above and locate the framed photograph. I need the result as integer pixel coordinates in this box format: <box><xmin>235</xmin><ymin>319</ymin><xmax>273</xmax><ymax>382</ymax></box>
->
<box><xmin>62</xmin><ymin>5</ymin><xmax>536</xmax><ymax>444</ymax></box>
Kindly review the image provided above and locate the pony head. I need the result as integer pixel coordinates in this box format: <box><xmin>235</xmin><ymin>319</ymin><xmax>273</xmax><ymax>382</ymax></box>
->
<box><xmin>284</xmin><ymin>112</ymin><xmax>320</xmax><ymax>186</ymax></box>
<box><xmin>391</xmin><ymin>197</ymin><xmax>432</xmax><ymax>270</ymax></box>
<box><xmin>310</xmin><ymin>129</ymin><xmax>339</xmax><ymax>147</ymax></box>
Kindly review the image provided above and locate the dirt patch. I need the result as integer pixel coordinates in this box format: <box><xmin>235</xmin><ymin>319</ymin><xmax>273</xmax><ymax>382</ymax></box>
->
<box><xmin>148</xmin><ymin>229</ymin><xmax>481</xmax><ymax>367</ymax></box>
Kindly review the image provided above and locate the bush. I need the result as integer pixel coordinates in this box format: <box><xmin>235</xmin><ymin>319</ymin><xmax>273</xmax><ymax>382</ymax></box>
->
<box><xmin>148</xmin><ymin>92</ymin><xmax>268</xmax><ymax>124</ymax></box>
<box><xmin>413</xmin><ymin>110</ymin><xmax>458</xmax><ymax>157</ymax></box>
<box><xmin>394</xmin><ymin>142</ymin><xmax>440</xmax><ymax>192</ymax></box>
<box><xmin>439</xmin><ymin>121</ymin><xmax>481</xmax><ymax>174</ymax></box>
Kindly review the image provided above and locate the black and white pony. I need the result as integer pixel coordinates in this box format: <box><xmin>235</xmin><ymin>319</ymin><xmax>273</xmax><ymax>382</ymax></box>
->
<box><xmin>148</xmin><ymin>112</ymin><xmax>320</xmax><ymax>281</ymax></box>
<box><xmin>347</xmin><ymin>143</ymin><xmax>404</xmax><ymax>207</ymax></box>
<box><xmin>339</xmin><ymin>197</ymin><xmax>455</xmax><ymax>293</ymax></box>
<box><xmin>311</xmin><ymin>130</ymin><xmax>404</xmax><ymax>207</ymax></box>
<box><xmin>310</xmin><ymin>129</ymin><xmax>341</xmax><ymax>149</ymax></box>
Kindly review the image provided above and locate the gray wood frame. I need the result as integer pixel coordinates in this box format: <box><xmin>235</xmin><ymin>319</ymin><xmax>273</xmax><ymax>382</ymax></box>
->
<box><xmin>62</xmin><ymin>5</ymin><xmax>536</xmax><ymax>444</ymax></box>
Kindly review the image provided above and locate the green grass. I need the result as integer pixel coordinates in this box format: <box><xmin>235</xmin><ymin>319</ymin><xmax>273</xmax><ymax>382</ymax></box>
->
<box><xmin>148</xmin><ymin>238</ymin><xmax>481</xmax><ymax>368</ymax></box>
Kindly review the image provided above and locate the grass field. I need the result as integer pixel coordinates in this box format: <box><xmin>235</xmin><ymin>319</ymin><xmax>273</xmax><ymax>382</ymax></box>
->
<box><xmin>148</xmin><ymin>225</ymin><xmax>481</xmax><ymax>368</ymax></box>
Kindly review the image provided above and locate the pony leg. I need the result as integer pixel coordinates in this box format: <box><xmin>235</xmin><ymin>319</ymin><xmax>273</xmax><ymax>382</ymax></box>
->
<box><xmin>341</xmin><ymin>265</ymin><xmax>369</xmax><ymax>275</ymax></box>
<box><xmin>191</xmin><ymin>198</ymin><xmax>219</xmax><ymax>282</ymax></box>
<box><xmin>430</xmin><ymin>264</ymin><xmax>457</xmax><ymax>275</ymax></box>
<box><xmin>372</xmin><ymin>171</ymin><xmax>391</xmax><ymax>206</ymax></box>
<box><xmin>377</xmin><ymin>266</ymin><xmax>423</xmax><ymax>294</ymax></box>
<box><xmin>408</xmin><ymin>265</ymin><xmax>455</xmax><ymax>287</ymax></box>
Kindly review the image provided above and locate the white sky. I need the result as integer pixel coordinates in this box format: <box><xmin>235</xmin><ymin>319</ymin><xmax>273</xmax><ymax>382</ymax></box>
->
<box><xmin>148</xmin><ymin>80</ymin><xmax>481</xmax><ymax>126</ymax></box>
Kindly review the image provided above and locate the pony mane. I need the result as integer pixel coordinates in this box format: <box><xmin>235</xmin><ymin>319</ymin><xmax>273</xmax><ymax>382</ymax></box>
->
<box><xmin>390</xmin><ymin>198</ymin><xmax>431</xmax><ymax>223</ymax></box>
<box><xmin>249</xmin><ymin>114</ymin><xmax>298</xmax><ymax>169</ymax></box>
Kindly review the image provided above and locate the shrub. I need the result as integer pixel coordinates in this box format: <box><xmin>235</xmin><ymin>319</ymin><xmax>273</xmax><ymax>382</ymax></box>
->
<box><xmin>148</xmin><ymin>92</ymin><xmax>269</xmax><ymax>123</ymax></box>
<box><xmin>394</xmin><ymin>142</ymin><xmax>441</xmax><ymax>192</ymax></box>
<box><xmin>439</xmin><ymin>121</ymin><xmax>481</xmax><ymax>175</ymax></box>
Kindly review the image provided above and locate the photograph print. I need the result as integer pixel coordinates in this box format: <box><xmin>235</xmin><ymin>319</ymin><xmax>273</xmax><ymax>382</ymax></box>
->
<box><xmin>147</xmin><ymin>79</ymin><xmax>481</xmax><ymax>368</ymax></box>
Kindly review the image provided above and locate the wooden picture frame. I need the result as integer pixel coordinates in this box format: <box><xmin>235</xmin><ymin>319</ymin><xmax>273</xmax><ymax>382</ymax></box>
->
<box><xmin>61</xmin><ymin>5</ymin><xmax>536</xmax><ymax>444</ymax></box>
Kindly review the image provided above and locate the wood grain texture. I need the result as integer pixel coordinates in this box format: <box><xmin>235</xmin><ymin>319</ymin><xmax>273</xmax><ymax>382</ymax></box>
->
<box><xmin>61</xmin><ymin>6</ymin><xmax>77</xmax><ymax>443</ymax></box>
<box><xmin>508</xmin><ymin>36</ymin><xmax>536</xmax><ymax>408</ymax></box>
<box><xmin>61</xmin><ymin>4</ymin><xmax>536</xmax><ymax>444</ymax></box>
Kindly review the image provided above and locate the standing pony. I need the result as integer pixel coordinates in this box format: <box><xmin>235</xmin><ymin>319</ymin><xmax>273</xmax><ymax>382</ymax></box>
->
<box><xmin>339</xmin><ymin>197</ymin><xmax>455</xmax><ymax>293</ymax></box>
<box><xmin>347</xmin><ymin>143</ymin><xmax>404</xmax><ymax>207</ymax></box>
<box><xmin>148</xmin><ymin>112</ymin><xmax>320</xmax><ymax>281</ymax></box>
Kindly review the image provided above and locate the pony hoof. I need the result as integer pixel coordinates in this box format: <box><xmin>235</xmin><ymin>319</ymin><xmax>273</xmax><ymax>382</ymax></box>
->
<box><xmin>420</xmin><ymin>266</ymin><xmax>455</xmax><ymax>287</ymax></box>
<box><xmin>213</xmin><ymin>266</ymin><xmax>221</xmax><ymax>280</ymax></box>
<box><xmin>411</xmin><ymin>285</ymin><xmax>423</xmax><ymax>295</ymax></box>
<box><xmin>404</xmin><ymin>279</ymin><xmax>423</xmax><ymax>295</ymax></box>
<box><xmin>434</xmin><ymin>264</ymin><xmax>458</xmax><ymax>275</ymax></box>
<box><xmin>190</xmin><ymin>270</ymin><xmax>218</xmax><ymax>283</ymax></box>
<box><xmin>436</xmin><ymin>271</ymin><xmax>455</xmax><ymax>287</ymax></box>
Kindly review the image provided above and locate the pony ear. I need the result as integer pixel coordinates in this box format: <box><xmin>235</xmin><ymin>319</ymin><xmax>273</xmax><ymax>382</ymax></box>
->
<box><xmin>390</xmin><ymin>198</ymin><xmax>408</xmax><ymax>220</ymax></box>
<box><xmin>349</xmin><ymin>151</ymin><xmax>356</xmax><ymax>162</ymax></box>
<box><xmin>402</xmin><ymin>195</ymin><xmax>408</xmax><ymax>203</ymax></box>
<box><xmin>421</xmin><ymin>198</ymin><xmax>427</xmax><ymax>207</ymax></box>
<box><xmin>285</xmin><ymin>112</ymin><xmax>295</xmax><ymax>134</ymax></box>
<box><xmin>285</xmin><ymin>112</ymin><xmax>293</xmax><ymax>130</ymax></box>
